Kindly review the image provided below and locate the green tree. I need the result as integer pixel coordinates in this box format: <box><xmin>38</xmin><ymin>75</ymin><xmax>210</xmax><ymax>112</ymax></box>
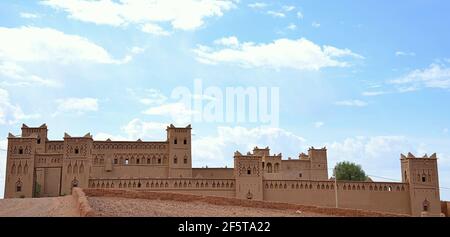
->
<box><xmin>333</xmin><ymin>161</ymin><xmax>369</xmax><ymax>181</ymax></box>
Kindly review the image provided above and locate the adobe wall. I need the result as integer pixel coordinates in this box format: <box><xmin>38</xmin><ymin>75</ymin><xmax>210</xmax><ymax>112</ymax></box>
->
<box><xmin>192</xmin><ymin>168</ymin><xmax>234</xmax><ymax>179</ymax></box>
<box><xmin>263</xmin><ymin>180</ymin><xmax>411</xmax><ymax>215</ymax></box>
<box><xmin>88</xmin><ymin>178</ymin><xmax>236</xmax><ymax>198</ymax></box>
<box><xmin>279</xmin><ymin>160</ymin><xmax>311</xmax><ymax>180</ymax></box>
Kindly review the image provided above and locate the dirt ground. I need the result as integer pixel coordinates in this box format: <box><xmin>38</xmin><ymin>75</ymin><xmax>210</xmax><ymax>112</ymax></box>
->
<box><xmin>0</xmin><ymin>196</ymin><xmax>79</xmax><ymax>217</ymax></box>
<box><xmin>87</xmin><ymin>196</ymin><xmax>328</xmax><ymax>217</ymax></box>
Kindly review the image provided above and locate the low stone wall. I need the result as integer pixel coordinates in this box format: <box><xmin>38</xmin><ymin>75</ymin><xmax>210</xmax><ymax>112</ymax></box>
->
<box><xmin>83</xmin><ymin>188</ymin><xmax>409</xmax><ymax>217</ymax></box>
<box><xmin>72</xmin><ymin>188</ymin><xmax>95</xmax><ymax>217</ymax></box>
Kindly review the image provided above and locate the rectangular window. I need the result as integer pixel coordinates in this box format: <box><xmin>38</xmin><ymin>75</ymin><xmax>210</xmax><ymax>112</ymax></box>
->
<box><xmin>158</xmin><ymin>158</ymin><xmax>161</xmax><ymax>164</ymax></box>
<box><xmin>174</xmin><ymin>158</ymin><xmax>177</xmax><ymax>164</ymax></box>
<box><xmin>183</xmin><ymin>139</ymin><xmax>187</xmax><ymax>145</ymax></box>
<box><xmin>184</xmin><ymin>158</ymin><xmax>187</xmax><ymax>164</ymax></box>
<box><xmin>174</xmin><ymin>139</ymin><xmax>177</xmax><ymax>144</ymax></box>
<box><xmin>114</xmin><ymin>159</ymin><xmax>118</xmax><ymax>164</ymax></box>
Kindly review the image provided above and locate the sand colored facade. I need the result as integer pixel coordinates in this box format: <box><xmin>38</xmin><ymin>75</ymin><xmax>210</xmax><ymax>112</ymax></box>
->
<box><xmin>4</xmin><ymin>124</ymin><xmax>443</xmax><ymax>216</ymax></box>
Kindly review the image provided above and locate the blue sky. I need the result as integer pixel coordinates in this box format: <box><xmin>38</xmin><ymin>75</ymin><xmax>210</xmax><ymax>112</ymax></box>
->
<box><xmin>1</xmin><ymin>0</ymin><xmax>450</xmax><ymax>199</ymax></box>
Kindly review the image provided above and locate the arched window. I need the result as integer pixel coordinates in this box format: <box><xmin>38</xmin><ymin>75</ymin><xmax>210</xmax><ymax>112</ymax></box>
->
<box><xmin>423</xmin><ymin>199</ymin><xmax>430</xmax><ymax>212</ymax></box>
<box><xmin>247</xmin><ymin>169</ymin><xmax>251</xmax><ymax>175</ymax></box>
<box><xmin>71</xmin><ymin>179</ymin><xmax>79</xmax><ymax>188</ymax></box>
<box><xmin>266</xmin><ymin>163</ymin><xmax>272</xmax><ymax>173</ymax></box>
<box><xmin>16</xmin><ymin>180</ymin><xmax>22</xmax><ymax>192</ymax></box>
<box><xmin>274</xmin><ymin>163</ymin><xmax>279</xmax><ymax>173</ymax></box>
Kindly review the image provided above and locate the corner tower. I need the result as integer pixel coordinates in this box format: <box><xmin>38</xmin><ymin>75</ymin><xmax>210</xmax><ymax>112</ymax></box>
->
<box><xmin>167</xmin><ymin>124</ymin><xmax>192</xmax><ymax>178</ymax></box>
<box><xmin>401</xmin><ymin>153</ymin><xmax>441</xmax><ymax>216</ymax></box>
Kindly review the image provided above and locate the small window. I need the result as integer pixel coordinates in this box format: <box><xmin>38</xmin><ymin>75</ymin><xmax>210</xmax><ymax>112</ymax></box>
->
<box><xmin>137</xmin><ymin>159</ymin><xmax>140</xmax><ymax>164</ymax></box>
<box><xmin>19</xmin><ymin>149</ymin><xmax>23</xmax><ymax>154</ymax></box>
<box><xmin>299</xmin><ymin>173</ymin><xmax>302</xmax><ymax>178</ymax></box>
<box><xmin>174</xmin><ymin>158</ymin><xmax>178</xmax><ymax>164</ymax></box>
<box><xmin>37</xmin><ymin>139</ymin><xmax>41</xmax><ymax>144</ymax></box>
<box><xmin>247</xmin><ymin>169</ymin><xmax>251</xmax><ymax>175</ymax></box>
<box><xmin>158</xmin><ymin>158</ymin><xmax>161</xmax><ymax>164</ymax></box>
<box><xmin>174</xmin><ymin>139</ymin><xmax>177</xmax><ymax>144</ymax></box>
<box><xmin>16</xmin><ymin>182</ymin><xmax>22</xmax><ymax>192</ymax></box>
<box><xmin>183</xmin><ymin>139</ymin><xmax>187</xmax><ymax>145</ymax></box>
<box><xmin>147</xmin><ymin>159</ymin><xmax>150</xmax><ymax>164</ymax></box>
<box><xmin>125</xmin><ymin>159</ymin><xmax>129</xmax><ymax>165</ymax></box>
<box><xmin>184</xmin><ymin>158</ymin><xmax>187</xmax><ymax>164</ymax></box>
<box><xmin>114</xmin><ymin>159</ymin><xmax>118</xmax><ymax>164</ymax></box>
<box><xmin>422</xmin><ymin>176</ymin><xmax>426</xmax><ymax>182</ymax></box>
<box><xmin>75</xmin><ymin>148</ymin><xmax>79</xmax><ymax>154</ymax></box>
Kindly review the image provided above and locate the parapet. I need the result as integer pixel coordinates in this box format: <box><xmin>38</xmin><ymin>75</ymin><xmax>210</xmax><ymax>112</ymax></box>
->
<box><xmin>401</xmin><ymin>152</ymin><xmax>437</xmax><ymax>159</ymax></box>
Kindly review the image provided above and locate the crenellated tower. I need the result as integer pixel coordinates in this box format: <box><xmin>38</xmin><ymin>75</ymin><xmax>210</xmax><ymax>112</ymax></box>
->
<box><xmin>167</xmin><ymin>124</ymin><xmax>192</xmax><ymax>178</ymax></box>
<box><xmin>401</xmin><ymin>152</ymin><xmax>441</xmax><ymax>216</ymax></box>
<box><xmin>60</xmin><ymin>132</ymin><xmax>93</xmax><ymax>195</ymax></box>
<box><xmin>308</xmin><ymin>146</ymin><xmax>328</xmax><ymax>180</ymax></box>
<box><xmin>234</xmin><ymin>151</ymin><xmax>263</xmax><ymax>200</ymax></box>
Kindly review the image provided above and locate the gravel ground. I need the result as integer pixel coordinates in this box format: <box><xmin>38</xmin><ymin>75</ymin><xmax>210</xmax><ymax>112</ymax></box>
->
<box><xmin>88</xmin><ymin>197</ymin><xmax>327</xmax><ymax>217</ymax></box>
<box><xmin>0</xmin><ymin>196</ymin><xmax>79</xmax><ymax>217</ymax></box>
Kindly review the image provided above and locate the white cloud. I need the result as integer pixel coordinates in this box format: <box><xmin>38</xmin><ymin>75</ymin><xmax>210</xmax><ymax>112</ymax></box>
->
<box><xmin>267</xmin><ymin>10</ymin><xmax>285</xmax><ymax>18</ymax></box>
<box><xmin>141</xmin><ymin>23</ymin><xmax>171</xmax><ymax>36</ymax></box>
<box><xmin>362</xmin><ymin>91</ymin><xmax>388</xmax><ymax>96</ymax></box>
<box><xmin>131</xmin><ymin>46</ymin><xmax>145</xmax><ymax>54</ymax></box>
<box><xmin>390</xmin><ymin>63</ymin><xmax>450</xmax><ymax>89</ymax></box>
<box><xmin>282</xmin><ymin>5</ymin><xmax>295</xmax><ymax>12</ymax></box>
<box><xmin>41</xmin><ymin>0</ymin><xmax>237</xmax><ymax>31</ymax></box>
<box><xmin>94</xmin><ymin>132</ymin><xmax>130</xmax><ymax>141</ymax></box>
<box><xmin>296</xmin><ymin>11</ymin><xmax>304</xmax><ymax>19</ymax></box>
<box><xmin>55</xmin><ymin>97</ymin><xmax>99</xmax><ymax>114</ymax></box>
<box><xmin>142</xmin><ymin>102</ymin><xmax>198</xmax><ymax>124</ymax></box>
<box><xmin>248</xmin><ymin>2</ymin><xmax>268</xmax><ymax>9</ymax></box>
<box><xmin>334</xmin><ymin>100</ymin><xmax>368</xmax><ymax>107</ymax></box>
<box><xmin>194</xmin><ymin>37</ymin><xmax>363</xmax><ymax>70</ymax></box>
<box><xmin>444</xmin><ymin>128</ymin><xmax>449</xmax><ymax>134</ymax></box>
<box><xmin>326</xmin><ymin>136</ymin><xmax>415</xmax><ymax>178</ymax></box>
<box><xmin>214</xmin><ymin>36</ymin><xmax>240</xmax><ymax>47</ymax></box>
<box><xmin>192</xmin><ymin>126</ymin><xmax>307</xmax><ymax>166</ymax></box>
<box><xmin>286</xmin><ymin>23</ymin><xmax>297</xmax><ymax>30</ymax></box>
<box><xmin>314</xmin><ymin>121</ymin><xmax>324</xmax><ymax>128</ymax></box>
<box><xmin>0</xmin><ymin>88</ymin><xmax>40</xmax><ymax>125</ymax></box>
<box><xmin>20</xmin><ymin>12</ymin><xmax>41</xmax><ymax>19</ymax></box>
<box><xmin>395</xmin><ymin>51</ymin><xmax>415</xmax><ymax>57</ymax></box>
<box><xmin>121</xmin><ymin>118</ymin><xmax>168</xmax><ymax>140</ymax></box>
<box><xmin>127</xmin><ymin>88</ymin><xmax>168</xmax><ymax>105</ymax></box>
<box><xmin>312</xmin><ymin>21</ymin><xmax>321</xmax><ymax>28</ymax></box>
<box><xmin>0</xmin><ymin>62</ymin><xmax>60</xmax><ymax>87</ymax></box>
<box><xmin>0</xmin><ymin>26</ymin><xmax>128</xmax><ymax>64</ymax></box>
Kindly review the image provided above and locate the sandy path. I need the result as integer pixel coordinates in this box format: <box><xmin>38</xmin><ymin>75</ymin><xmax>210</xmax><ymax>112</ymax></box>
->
<box><xmin>88</xmin><ymin>197</ymin><xmax>327</xmax><ymax>217</ymax></box>
<box><xmin>0</xmin><ymin>196</ymin><xmax>79</xmax><ymax>217</ymax></box>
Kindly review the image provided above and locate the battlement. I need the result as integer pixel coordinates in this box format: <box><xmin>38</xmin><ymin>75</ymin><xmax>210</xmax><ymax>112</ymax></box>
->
<box><xmin>401</xmin><ymin>152</ymin><xmax>437</xmax><ymax>159</ymax></box>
